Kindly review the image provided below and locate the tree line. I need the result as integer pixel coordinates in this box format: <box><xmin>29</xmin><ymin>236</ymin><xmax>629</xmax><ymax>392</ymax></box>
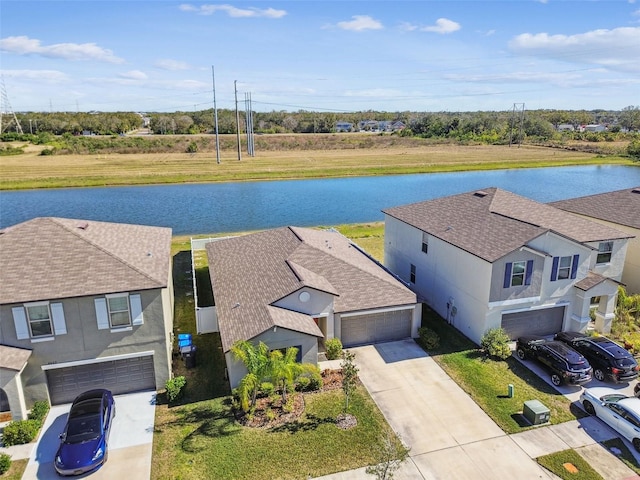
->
<box><xmin>6</xmin><ymin>106</ymin><xmax>639</xmax><ymax>140</ymax></box>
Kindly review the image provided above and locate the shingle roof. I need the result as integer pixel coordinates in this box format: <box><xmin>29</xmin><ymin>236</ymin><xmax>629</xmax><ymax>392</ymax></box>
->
<box><xmin>206</xmin><ymin>227</ymin><xmax>417</xmax><ymax>352</ymax></box>
<box><xmin>574</xmin><ymin>272</ymin><xmax>619</xmax><ymax>291</ymax></box>
<box><xmin>549</xmin><ymin>187</ymin><xmax>640</xmax><ymax>230</ymax></box>
<box><xmin>0</xmin><ymin>217</ymin><xmax>172</xmax><ymax>304</ymax></box>
<box><xmin>0</xmin><ymin>344</ymin><xmax>32</xmax><ymax>371</ymax></box>
<box><xmin>383</xmin><ymin>187</ymin><xmax>631</xmax><ymax>263</ymax></box>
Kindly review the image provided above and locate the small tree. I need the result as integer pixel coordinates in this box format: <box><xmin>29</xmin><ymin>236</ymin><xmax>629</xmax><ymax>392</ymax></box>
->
<box><xmin>325</xmin><ymin>337</ymin><xmax>343</xmax><ymax>360</ymax></box>
<box><xmin>231</xmin><ymin>340</ymin><xmax>270</xmax><ymax>411</ymax></box>
<box><xmin>365</xmin><ymin>432</ymin><xmax>410</xmax><ymax>480</ymax></box>
<box><xmin>269</xmin><ymin>347</ymin><xmax>302</xmax><ymax>403</ymax></box>
<box><xmin>480</xmin><ymin>327</ymin><xmax>512</xmax><ymax>360</ymax></box>
<box><xmin>341</xmin><ymin>350</ymin><xmax>359</xmax><ymax>412</ymax></box>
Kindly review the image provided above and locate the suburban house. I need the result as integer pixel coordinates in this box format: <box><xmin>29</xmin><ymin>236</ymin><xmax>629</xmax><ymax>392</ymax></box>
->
<box><xmin>205</xmin><ymin>226</ymin><xmax>420</xmax><ymax>389</ymax></box>
<box><xmin>550</xmin><ymin>187</ymin><xmax>640</xmax><ymax>294</ymax></box>
<box><xmin>382</xmin><ymin>188</ymin><xmax>632</xmax><ymax>345</ymax></box>
<box><xmin>0</xmin><ymin>217</ymin><xmax>173</xmax><ymax>420</ymax></box>
<box><xmin>335</xmin><ymin>122</ymin><xmax>353</xmax><ymax>132</ymax></box>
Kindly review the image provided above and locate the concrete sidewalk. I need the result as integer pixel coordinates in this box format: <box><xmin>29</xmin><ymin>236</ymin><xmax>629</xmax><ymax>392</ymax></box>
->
<box><xmin>316</xmin><ymin>340</ymin><xmax>639</xmax><ymax>480</ymax></box>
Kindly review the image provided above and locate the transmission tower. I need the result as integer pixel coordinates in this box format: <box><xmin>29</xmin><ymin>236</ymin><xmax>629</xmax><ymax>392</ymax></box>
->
<box><xmin>0</xmin><ymin>77</ymin><xmax>24</xmax><ymax>134</ymax></box>
<box><xmin>509</xmin><ymin>103</ymin><xmax>525</xmax><ymax>148</ymax></box>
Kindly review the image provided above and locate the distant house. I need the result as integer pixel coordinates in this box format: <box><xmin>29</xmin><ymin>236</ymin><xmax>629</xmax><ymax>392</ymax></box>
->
<box><xmin>584</xmin><ymin>124</ymin><xmax>607</xmax><ymax>132</ymax></box>
<box><xmin>557</xmin><ymin>124</ymin><xmax>575</xmax><ymax>132</ymax></box>
<box><xmin>0</xmin><ymin>218</ymin><xmax>173</xmax><ymax>419</ymax></box>
<box><xmin>358</xmin><ymin>120</ymin><xmax>379</xmax><ymax>131</ymax></box>
<box><xmin>206</xmin><ymin>227</ymin><xmax>420</xmax><ymax>389</ymax></box>
<box><xmin>550</xmin><ymin>187</ymin><xmax>640</xmax><ymax>294</ymax></box>
<box><xmin>335</xmin><ymin>122</ymin><xmax>353</xmax><ymax>132</ymax></box>
<box><xmin>383</xmin><ymin>188</ymin><xmax>631</xmax><ymax>345</ymax></box>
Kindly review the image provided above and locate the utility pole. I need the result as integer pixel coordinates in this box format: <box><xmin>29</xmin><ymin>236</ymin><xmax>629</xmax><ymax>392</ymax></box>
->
<box><xmin>212</xmin><ymin>66</ymin><xmax>220</xmax><ymax>164</ymax></box>
<box><xmin>234</xmin><ymin>80</ymin><xmax>242</xmax><ymax>161</ymax></box>
<box><xmin>245</xmin><ymin>92</ymin><xmax>255</xmax><ymax>156</ymax></box>
<box><xmin>509</xmin><ymin>103</ymin><xmax>525</xmax><ymax>148</ymax></box>
<box><xmin>0</xmin><ymin>77</ymin><xmax>24</xmax><ymax>134</ymax></box>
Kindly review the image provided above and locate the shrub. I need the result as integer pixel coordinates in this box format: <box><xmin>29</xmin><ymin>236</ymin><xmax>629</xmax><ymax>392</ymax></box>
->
<box><xmin>39</xmin><ymin>147</ymin><xmax>56</xmax><ymax>155</ymax></box>
<box><xmin>480</xmin><ymin>328</ymin><xmax>512</xmax><ymax>360</ymax></box>
<box><xmin>165</xmin><ymin>375</ymin><xmax>186</xmax><ymax>402</ymax></box>
<box><xmin>295</xmin><ymin>376</ymin><xmax>311</xmax><ymax>391</ymax></box>
<box><xmin>259</xmin><ymin>382</ymin><xmax>275</xmax><ymax>397</ymax></box>
<box><xmin>0</xmin><ymin>453</ymin><xmax>11</xmax><ymax>475</ymax></box>
<box><xmin>186</xmin><ymin>141</ymin><xmax>198</xmax><ymax>153</ymax></box>
<box><xmin>1</xmin><ymin>419</ymin><xmax>41</xmax><ymax>446</ymax></box>
<box><xmin>28</xmin><ymin>400</ymin><xmax>50</xmax><ymax>422</ymax></box>
<box><xmin>418</xmin><ymin>327</ymin><xmax>440</xmax><ymax>350</ymax></box>
<box><xmin>325</xmin><ymin>338</ymin><xmax>343</xmax><ymax>360</ymax></box>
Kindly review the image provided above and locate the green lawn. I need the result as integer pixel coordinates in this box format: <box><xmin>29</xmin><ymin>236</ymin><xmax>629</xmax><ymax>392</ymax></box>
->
<box><xmin>537</xmin><ymin>450</ymin><xmax>604</xmax><ymax>480</ymax></box>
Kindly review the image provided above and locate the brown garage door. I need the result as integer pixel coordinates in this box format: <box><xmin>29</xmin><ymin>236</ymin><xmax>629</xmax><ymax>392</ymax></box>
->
<box><xmin>46</xmin><ymin>355</ymin><xmax>156</xmax><ymax>405</ymax></box>
<box><xmin>341</xmin><ymin>309</ymin><xmax>412</xmax><ymax>347</ymax></box>
<box><xmin>501</xmin><ymin>306</ymin><xmax>565</xmax><ymax>340</ymax></box>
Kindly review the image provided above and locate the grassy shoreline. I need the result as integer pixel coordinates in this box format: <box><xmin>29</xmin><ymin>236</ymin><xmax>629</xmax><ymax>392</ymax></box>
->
<box><xmin>1</xmin><ymin>143</ymin><xmax>634</xmax><ymax>190</ymax></box>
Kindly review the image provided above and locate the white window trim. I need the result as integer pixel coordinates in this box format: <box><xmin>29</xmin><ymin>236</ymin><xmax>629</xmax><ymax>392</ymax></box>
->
<box><xmin>24</xmin><ymin>301</ymin><xmax>54</xmax><ymax>338</ymax></box>
<box><xmin>510</xmin><ymin>260</ymin><xmax>526</xmax><ymax>287</ymax></box>
<box><xmin>105</xmin><ymin>293</ymin><xmax>132</xmax><ymax>328</ymax></box>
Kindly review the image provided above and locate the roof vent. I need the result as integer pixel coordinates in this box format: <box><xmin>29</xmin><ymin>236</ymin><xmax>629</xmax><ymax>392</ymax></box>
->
<box><xmin>473</xmin><ymin>190</ymin><xmax>488</xmax><ymax>198</ymax></box>
<box><xmin>77</xmin><ymin>222</ymin><xmax>89</xmax><ymax>230</ymax></box>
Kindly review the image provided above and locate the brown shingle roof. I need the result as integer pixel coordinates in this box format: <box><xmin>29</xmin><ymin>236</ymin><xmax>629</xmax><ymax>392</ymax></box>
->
<box><xmin>0</xmin><ymin>217</ymin><xmax>172</xmax><ymax>304</ymax></box>
<box><xmin>549</xmin><ymin>187</ymin><xmax>640</xmax><ymax>230</ymax></box>
<box><xmin>206</xmin><ymin>227</ymin><xmax>416</xmax><ymax>352</ymax></box>
<box><xmin>0</xmin><ymin>344</ymin><xmax>32</xmax><ymax>371</ymax></box>
<box><xmin>383</xmin><ymin>188</ymin><xmax>631</xmax><ymax>263</ymax></box>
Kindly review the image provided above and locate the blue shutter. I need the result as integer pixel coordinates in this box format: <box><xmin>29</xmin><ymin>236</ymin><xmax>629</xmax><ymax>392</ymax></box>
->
<box><xmin>503</xmin><ymin>262</ymin><xmax>512</xmax><ymax>288</ymax></box>
<box><xmin>51</xmin><ymin>302</ymin><xmax>67</xmax><ymax>335</ymax></box>
<box><xmin>130</xmin><ymin>294</ymin><xmax>144</xmax><ymax>325</ymax></box>
<box><xmin>571</xmin><ymin>254</ymin><xmax>579</xmax><ymax>279</ymax></box>
<box><xmin>524</xmin><ymin>260</ymin><xmax>534</xmax><ymax>286</ymax></box>
<box><xmin>95</xmin><ymin>298</ymin><xmax>110</xmax><ymax>330</ymax></box>
<box><xmin>12</xmin><ymin>307</ymin><xmax>29</xmax><ymax>340</ymax></box>
<box><xmin>551</xmin><ymin>257</ymin><xmax>559</xmax><ymax>281</ymax></box>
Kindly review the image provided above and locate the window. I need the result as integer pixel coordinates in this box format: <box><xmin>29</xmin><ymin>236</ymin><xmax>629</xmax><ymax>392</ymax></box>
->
<box><xmin>410</xmin><ymin>264</ymin><xmax>416</xmax><ymax>283</ymax></box>
<box><xmin>597</xmin><ymin>241</ymin><xmax>613</xmax><ymax>264</ymax></box>
<box><xmin>551</xmin><ymin>255</ymin><xmax>579</xmax><ymax>281</ymax></box>
<box><xmin>503</xmin><ymin>260</ymin><xmax>533</xmax><ymax>288</ymax></box>
<box><xmin>95</xmin><ymin>294</ymin><xmax>144</xmax><ymax>331</ymax></box>
<box><xmin>12</xmin><ymin>302</ymin><xmax>67</xmax><ymax>340</ymax></box>
<box><xmin>421</xmin><ymin>234</ymin><xmax>428</xmax><ymax>254</ymax></box>
<box><xmin>107</xmin><ymin>295</ymin><xmax>131</xmax><ymax>327</ymax></box>
<box><xmin>26</xmin><ymin>303</ymin><xmax>53</xmax><ymax>337</ymax></box>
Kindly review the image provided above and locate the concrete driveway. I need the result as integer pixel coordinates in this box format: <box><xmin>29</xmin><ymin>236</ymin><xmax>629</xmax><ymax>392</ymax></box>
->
<box><xmin>347</xmin><ymin>339</ymin><xmax>556</xmax><ymax>479</ymax></box>
<box><xmin>21</xmin><ymin>390</ymin><xmax>156</xmax><ymax>479</ymax></box>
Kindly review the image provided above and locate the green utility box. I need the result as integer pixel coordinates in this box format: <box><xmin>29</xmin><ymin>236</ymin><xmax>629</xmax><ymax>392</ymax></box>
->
<box><xmin>523</xmin><ymin>400</ymin><xmax>550</xmax><ymax>425</ymax></box>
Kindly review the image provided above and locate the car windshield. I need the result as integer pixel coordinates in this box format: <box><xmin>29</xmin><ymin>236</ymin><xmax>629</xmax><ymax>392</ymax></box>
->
<box><xmin>600</xmin><ymin>393</ymin><xmax>628</xmax><ymax>403</ymax></box>
<box><xmin>568</xmin><ymin>361</ymin><xmax>587</xmax><ymax>370</ymax></box>
<box><xmin>615</xmin><ymin>357</ymin><xmax>636</xmax><ymax>367</ymax></box>
<box><xmin>65</xmin><ymin>414</ymin><xmax>101</xmax><ymax>444</ymax></box>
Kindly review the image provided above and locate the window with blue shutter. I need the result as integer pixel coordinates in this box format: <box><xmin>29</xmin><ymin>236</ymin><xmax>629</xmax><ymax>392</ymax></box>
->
<box><xmin>503</xmin><ymin>262</ymin><xmax>512</xmax><ymax>288</ymax></box>
<box><xmin>551</xmin><ymin>255</ymin><xmax>579</xmax><ymax>281</ymax></box>
<box><xmin>551</xmin><ymin>257</ymin><xmax>559</xmax><ymax>281</ymax></box>
<box><xmin>525</xmin><ymin>260</ymin><xmax>534</xmax><ymax>286</ymax></box>
<box><xmin>571</xmin><ymin>254</ymin><xmax>579</xmax><ymax>279</ymax></box>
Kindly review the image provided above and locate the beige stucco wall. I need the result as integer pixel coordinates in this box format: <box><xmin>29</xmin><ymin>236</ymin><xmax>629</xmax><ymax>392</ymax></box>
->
<box><xmin>0</xmin><ymin>287</ymin><xmax>171</xmax><ymax>409</ymax></box>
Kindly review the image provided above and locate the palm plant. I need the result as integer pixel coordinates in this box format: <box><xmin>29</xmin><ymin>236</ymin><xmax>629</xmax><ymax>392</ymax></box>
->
<box><xmin>230</xmin><ymin>340</ymin><xmax>270</xmax><ymax>411</ymax></box>
<box><xmin>269</xmin><ymin>347</ymin><xmax>302</xmax><ymax>403</ymax></box>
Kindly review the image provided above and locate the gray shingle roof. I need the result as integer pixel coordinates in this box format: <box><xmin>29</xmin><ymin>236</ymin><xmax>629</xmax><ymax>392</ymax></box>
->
<box><xmin>206</xmin><ymin>226</ymin><xmax>417</xmax><ymax>352</ymax></box>
<box><xmin>383</xmin><ymin>187</ymin><xmax>631</xmax><ymax>263</ymax></box>
<box><xmin>549</xmin><ymin>187</ymin><xmax>640</xmax><ymax>230</ymax></box>
<box><xmin>0</xmin><ymin>344</ymin><xmax>32</xmax><ymax>371</ymax></box>
<box><xmin>0</xmin><ymin>217</ymin><xmax>172</xmax><ymax>304</ymax></box>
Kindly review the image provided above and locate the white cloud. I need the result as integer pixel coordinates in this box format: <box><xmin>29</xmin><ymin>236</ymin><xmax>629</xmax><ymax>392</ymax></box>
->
<box><xmin>179</xmin><ymin>4</ymin><xmax>286</xmax><ymax>18</ymax></box>
<box><xmin>0</xmin><ymin>36</ymin><xmax>124</xmax><ymax>63</ymax></box>
<box><xmin>398</xmin><ymin>22</ymin><xmax>417</xmax><ymax>32</ymax></box>
<box><xmin>154</xmin><ymin>59</ymin><xmax>190</xmax><ymax>71</ymax></box>
<box><xmin>1</xmin><ymin>69</ymin><xmax>68</xmax><ymax>82</ymax></box>
<box><xmin>509</xmin><ymin>27</ymin><xmax>640</xmax><ymax>72</ymax></box>
<box><xmin>421</xmin><ymin>18</ymin><xmax>461</xmax><ymax>34</ymax></box>
<box><xmin>119</xmin><ymin>70</ymin><xmax>148</xmax><ymax>80</ymax></box>
<box><xmin>337</xmin><ymin>15</ymin><xmax>383</xmax><ymax>32</ymax></box>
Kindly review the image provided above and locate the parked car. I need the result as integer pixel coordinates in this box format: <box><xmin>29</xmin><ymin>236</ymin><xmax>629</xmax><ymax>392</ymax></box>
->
<box><xmin>554</xmin><ymin>331</ymin><xmax>639</xmax><ymax>383</ymax></box>
<box><xmin>516</xmin><ymin>335</ymin><xmax>592</xmax><ymax>386</ymax></box>
<box><xmin>580</xmin><ymin>387</ymin><xmax>640</xmax><ymax>452</ymax></box>
<box><xmin>54</xmin><ymin>389</ymin><xmax>115</xmax><ymax>476</ymax></box>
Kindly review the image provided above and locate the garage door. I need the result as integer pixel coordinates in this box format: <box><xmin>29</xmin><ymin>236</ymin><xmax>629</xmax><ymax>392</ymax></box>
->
<box><xmin>501</xmin><ymin>306</ymin><xmax>565</xmax><ymax>340</ymax></box>
<box><xmin>341</xmin><ymin>309</ymin><xmax>412</xmax><ymax>347</ymax></box>
<box><xmin>46</xmin><ymin>355</ymin><xmax>155</xmax><ymax>405</ymax></box>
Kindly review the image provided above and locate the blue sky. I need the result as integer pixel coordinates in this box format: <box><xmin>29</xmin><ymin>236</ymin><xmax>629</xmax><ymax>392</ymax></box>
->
<box><xmin>1</xmin><ymin>1</ymin><xmax>639</xmax><ymax>113</ymax></box>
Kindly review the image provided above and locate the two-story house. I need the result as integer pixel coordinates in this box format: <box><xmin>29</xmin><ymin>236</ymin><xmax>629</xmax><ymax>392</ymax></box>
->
<box><xmin>206</xmin><ymin>226</ymin><xmax>420</xmax><ymax>389</ymax></box>
<box><xmin>550</xmin><ymin>187</ymin><xmax>640</xmax><ymax>294</ymax></box>
<box><xmin>0</xmin><ymin>217</ymin><xmax>174</xmax><ymax>419</ymax></box>
<box><xmin>383</xmin><ymin>188</ymin><xmax>632</xmax><ymax>345</ymax></box>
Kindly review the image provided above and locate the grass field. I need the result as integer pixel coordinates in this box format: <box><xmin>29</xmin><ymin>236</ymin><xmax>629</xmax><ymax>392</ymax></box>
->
<box><xmin>1</xmin><ymin>142</ymin><xmax>633</xmax><ymax>190</ymax></box>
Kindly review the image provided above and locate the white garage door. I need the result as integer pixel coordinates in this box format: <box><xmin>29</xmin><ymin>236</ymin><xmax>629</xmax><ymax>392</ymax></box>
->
<box><xmin>341</xmin><ymin>309</ymin><xmax>412</xmax><ymax>347</ymax></box>
<box><xmin>46</xmin><ymin>355</ymin><xmax>156</xmax><ymax>405</ymax></box>
<box><xmin>501</xmin><ymin>306</ymin><xmax>565</xmax><ymax>340</ymax></box>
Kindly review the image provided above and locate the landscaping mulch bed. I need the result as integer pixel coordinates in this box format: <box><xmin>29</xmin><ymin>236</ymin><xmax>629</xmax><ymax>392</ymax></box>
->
<box><xmin>235</xmin><ymin>369</ymin><xmax>354</xmax><ymax>429</ymax></box>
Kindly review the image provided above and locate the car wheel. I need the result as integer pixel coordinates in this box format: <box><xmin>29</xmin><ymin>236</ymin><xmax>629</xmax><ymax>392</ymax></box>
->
<box><xmin>516</xmin><ymin>348</ymin><xmax>526</xmax><ymax>360</ymax></box>
<box><xmin>583</xmin><ymin>400</ymin><xmax>595</xmax><ymax>415</ymax></box>
<box><xmin>633</xmin><ymin>438</ymin><xmax>640</xmax><ymax>453</ymax></box>
<box><xmin>594</xmin><ymin>369</ymin><xmax>606</xmax><ymax>382</ymax></box>
<box><xmin>551</xmin><ymin>373</ymin><xmax>562</xmax><ymax>386</ymax></box>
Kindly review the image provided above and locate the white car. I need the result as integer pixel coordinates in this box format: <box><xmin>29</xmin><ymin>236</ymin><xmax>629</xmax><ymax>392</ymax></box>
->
<box><xmin>580</xmin><ymin>387</ymin><xmax>640</xmax><ymax>452</ymax></box>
